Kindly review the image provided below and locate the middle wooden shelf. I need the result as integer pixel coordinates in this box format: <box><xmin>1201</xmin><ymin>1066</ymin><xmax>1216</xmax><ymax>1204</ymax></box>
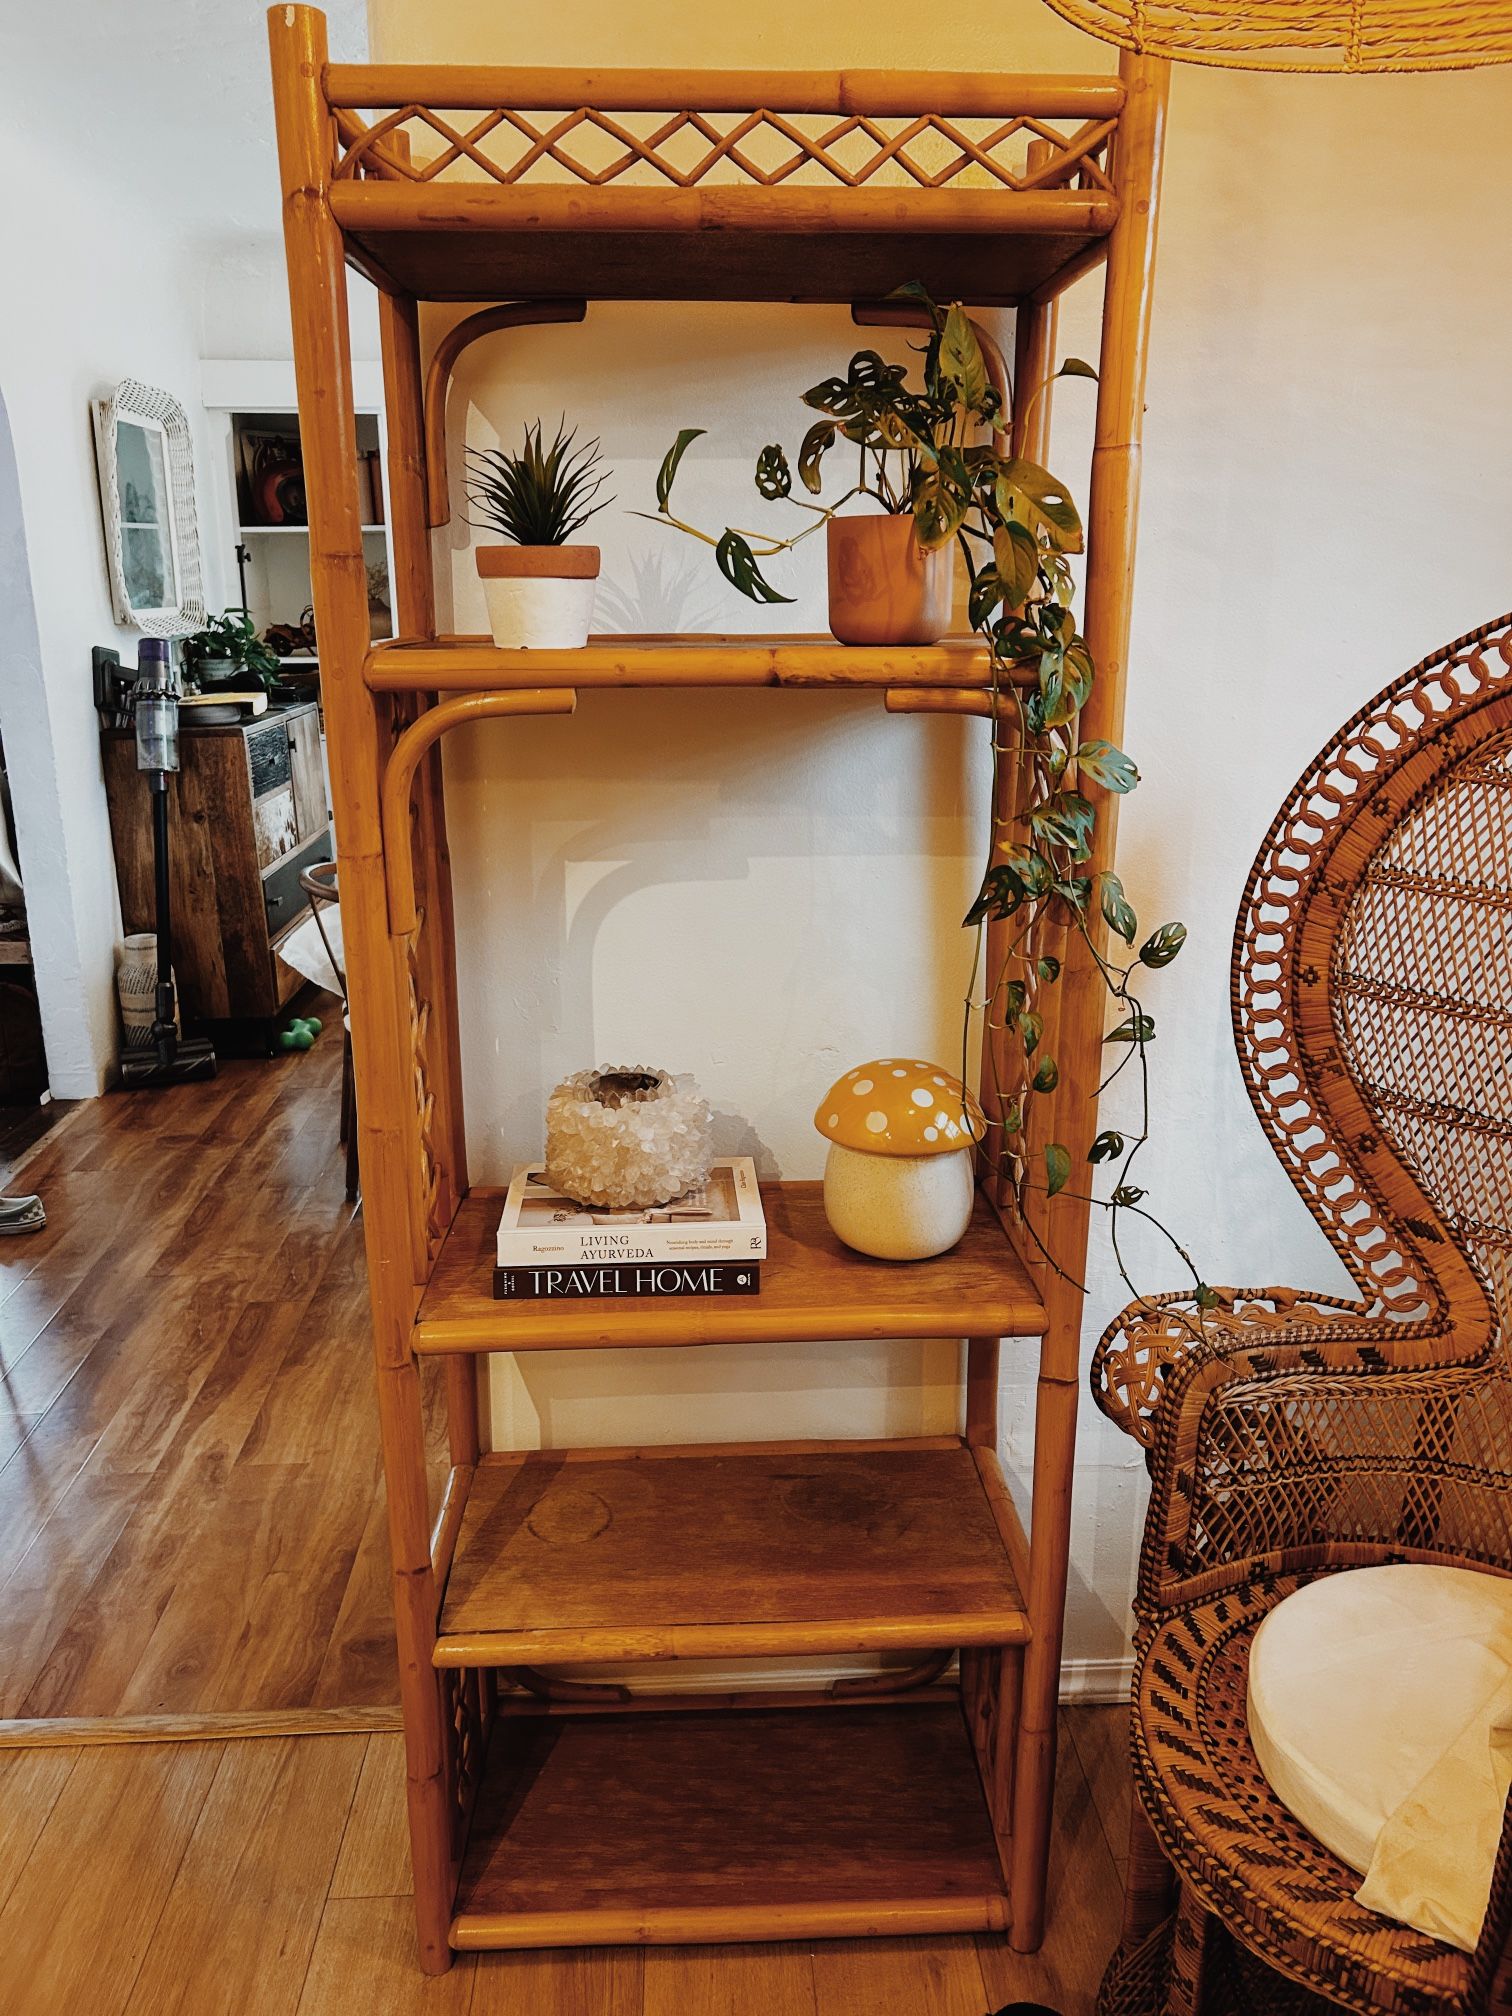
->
<box><xmin>416</xmin><ymin>1180</ymin><xmax>1047</xmax><ymax>1353</ymax></box>
<box><xmin>434</xmin><ymin>1435</ymin><xmax>1031</xmax><ymax>1668</ymax></box>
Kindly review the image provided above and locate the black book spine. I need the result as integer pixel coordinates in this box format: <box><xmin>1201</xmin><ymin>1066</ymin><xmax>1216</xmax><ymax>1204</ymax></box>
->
<box><xmin>493</xmin><ymin>1261</ymin><xmax>762</xmax><ymax>1301</ymax></box>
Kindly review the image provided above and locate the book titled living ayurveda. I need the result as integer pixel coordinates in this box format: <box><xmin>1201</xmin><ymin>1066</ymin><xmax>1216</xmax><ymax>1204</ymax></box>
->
<box><xmin>495</xmin><ymin>1156</ymin><xmax>767</xmax><ymax>1268</ymax></box>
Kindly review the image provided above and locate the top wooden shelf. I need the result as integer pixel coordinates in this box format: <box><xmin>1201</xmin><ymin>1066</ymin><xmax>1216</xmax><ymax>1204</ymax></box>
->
<box><xmin>321</xmin><ymin>63</ymin><xmax>1125</xmax><ymax>305</ymax></box>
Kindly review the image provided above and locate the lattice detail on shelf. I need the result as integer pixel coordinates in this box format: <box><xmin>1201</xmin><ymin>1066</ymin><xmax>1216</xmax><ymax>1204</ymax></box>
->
<box><xmin>405</xmin><ymin>926</ymin><xmax>448</xmax><ymax>1264</ymax></box>
<box><xmin>443</xmin><ymin>1666</ymin><xmax>489</xmax><ymax>1860</ymax></box>
<box><xmin>331</xmin><ymin>101</ymin><xmax>1116</xmax><ymax>194</ymax></box>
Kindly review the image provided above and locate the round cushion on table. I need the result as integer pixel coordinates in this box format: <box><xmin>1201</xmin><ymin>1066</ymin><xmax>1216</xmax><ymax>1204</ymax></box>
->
<box><xmin>1249</xmin><ymin>1562</ymin><xmax>1512</xmax><ymax>1881</ymax></box>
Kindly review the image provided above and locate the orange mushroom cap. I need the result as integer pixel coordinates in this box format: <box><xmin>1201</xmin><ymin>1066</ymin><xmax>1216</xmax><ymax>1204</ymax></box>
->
<box><xmin>814</xmin><ymin>1059</ymin><xmax>986</xmax><ymax>1157</ymax></box>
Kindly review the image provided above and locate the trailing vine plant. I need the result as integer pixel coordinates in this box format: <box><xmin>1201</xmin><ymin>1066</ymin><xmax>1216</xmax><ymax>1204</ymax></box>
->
<box><xmin>650</xmin><ymin>286</ymin><xmax>1211</xmax><ymax>1311</ymax></box>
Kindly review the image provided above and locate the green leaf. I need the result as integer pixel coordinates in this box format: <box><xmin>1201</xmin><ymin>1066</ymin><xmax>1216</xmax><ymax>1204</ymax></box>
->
<box><xmin>797</xmin><ymin>420</ymin><xmax>837</xmax><ymax>495</ymax></box>
<box><xmin>968</xmin><ymin>567</ymin><xmax>1005</xmax><ymax>630</ymax></box>
<box><xmin>1044</xmin><ymin>1143</ymin><xmax>1071</xmax><ymax>1197</ymax></box>
<box><xmin>1057</xmin><ymin>357</ymin><xmax>1099</xmax><ymax>382</ymax></box>
<box><xmin>939</xmin><ymin>302</ymin><xmax>989</xmax><ymax>411</ymax></box>
<box><xmin>754</xmin><ymin>444</ymin><xmax>791</xmax><ymax>500</ymax></box>
<box><xmin>1111</xmin><ymin>1183</ymin><xmax>1146</xmax><ymax>1206</ymax></box>
<box><xmin>1032</xmin><ymin>1056</ymin><xmax>1059</xmax><ymax>1093</ymax></box>
<box><xmin>1088</xmin><ymin>1129</ymin><xmax>1124</xmax><ymax>1164</ymax></box>
<box><xmin>714</xmin><ymin>530</ymin><xmax>794</xmax><ymax>604</ymax></box>
<box><xmin>1052</xmin><ymin>874</ymin><xmax>1092</xmax><ymax>914</ymax></box>
<box><xmin>913</xmin><ymin>476</ymin><xmax>968</xmax><ymax>550</ymax></box>
<box><xmin>1076</xmin><ymin>739</ymin><xmax>1139</xmax><ymax>794</ymax></box>
<box><xmin>1036</xmin><ymin>954</ymin><xmax>1061</xmax><ymax>983</ymax></box>
<box><xmin>655</xmin><ymin>427</ymin><xmax>705</xmax><ymax>513</ymax></box>
<box><xmin>995</xmin><ymin>457</ymin><xmax>1084</xmax><ymax>554</ymax></box>
<box><xmin>1195</xmin><ymin>1283</ymin><xmax>1221</xmax><ymax>1312</ymax></box>
<box><xmin>1139</xmin><ymin>922</ymin><xmax>1188</xmax><ymax>969</ymax></box>
<box><xmin>993</xmin><ymin>520</ymin><xmax>1039</xmax><ymax>608</ymax></box>
<box><xmin>1030</xmin><ymin>790</ymin><xmax>1096</xmax><ymax>860</ymax></box>
<box><xmin>1105</xmin><ymin>1011</ymin><xmax>1156</xmax><ymax>1044</ymax></box>
<box><xmin>1017</xmin><ymin>1009</ymin><xmax>1043</xmax><ymax>1056</ymax></box>
<box><xmin>1002</xmin><ymin>978</ymin><xmax>1028</xmax><ymax>1021</ymax></box>
<box><xmin>1098</xmin><ymin>870</ymin><xmax>1138</xmax><ymax>945</ymax></box>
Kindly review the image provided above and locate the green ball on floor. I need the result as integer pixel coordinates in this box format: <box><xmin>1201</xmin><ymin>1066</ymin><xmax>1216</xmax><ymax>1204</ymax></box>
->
<box><xmin>280</xmin><ymin>1017</ymin><xmax>320</xmax><ymax>1051</ymax></box>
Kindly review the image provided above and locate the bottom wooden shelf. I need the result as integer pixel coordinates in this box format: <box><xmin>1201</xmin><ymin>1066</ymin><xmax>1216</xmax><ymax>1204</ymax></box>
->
<box><xmin>452</xmin><ymin>1701</ymin><xmax>1009</xmax><ymax>1950</ymax></box>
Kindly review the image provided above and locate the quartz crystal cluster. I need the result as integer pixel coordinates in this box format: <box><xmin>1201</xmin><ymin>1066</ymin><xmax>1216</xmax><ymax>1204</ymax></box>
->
<box><xmin>543</xmin><ymin>1066</ymin><xmax>714</xmax><ymax>1209</ymax></box>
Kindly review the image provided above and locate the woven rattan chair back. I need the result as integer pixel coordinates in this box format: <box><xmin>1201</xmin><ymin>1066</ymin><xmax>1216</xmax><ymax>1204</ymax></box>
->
<box><xmin>1232</xmin><ymin>615</ymin><xmax>1512</xmax><ymax>1359</ymax></box>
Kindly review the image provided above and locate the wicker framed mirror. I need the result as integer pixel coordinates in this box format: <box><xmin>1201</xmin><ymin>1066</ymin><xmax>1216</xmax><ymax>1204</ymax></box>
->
<box><xmin>90</xmin><ymin>378</ymin><xmax>207</xmax><ymax>636</ymax></box>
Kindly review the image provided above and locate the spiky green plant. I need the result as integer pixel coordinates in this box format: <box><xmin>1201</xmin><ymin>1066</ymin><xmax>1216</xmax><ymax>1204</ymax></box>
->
<box><xmin>465</xmin><ymin>420</ymin><xmax>612</xmax><ymax>546</ymax></box>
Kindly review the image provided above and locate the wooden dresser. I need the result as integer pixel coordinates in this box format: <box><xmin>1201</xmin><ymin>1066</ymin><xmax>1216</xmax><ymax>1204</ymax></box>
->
<box><xmin>103</xmin><ymin>701</ymin><xmax>332</xmax><ymax>1026</ymax></box>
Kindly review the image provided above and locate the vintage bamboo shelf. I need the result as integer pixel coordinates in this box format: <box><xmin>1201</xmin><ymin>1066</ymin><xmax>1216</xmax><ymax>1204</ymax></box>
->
<box><xmin>268</xmin><ymin>4</ymin><xmax>1169</xmax><ymax>1975</ymax></box>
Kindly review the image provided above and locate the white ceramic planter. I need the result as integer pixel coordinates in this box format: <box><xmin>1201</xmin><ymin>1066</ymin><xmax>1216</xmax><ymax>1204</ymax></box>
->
<box><xmin>476</xmin><ymin>544</ymin><xmax>599</xmax><ymax>650</ymax></box>
<box><xmin>822</xmin><ymin>1140</ymin><xmax>975</xmax><ymax>1261</ymax></box>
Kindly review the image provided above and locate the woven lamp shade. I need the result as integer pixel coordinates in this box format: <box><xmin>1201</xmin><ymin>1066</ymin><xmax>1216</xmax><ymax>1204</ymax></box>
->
<box><xmin>1036</xmin><ymin>0</ymin><xmax>1512</xmax><ymax>72</ymax></box>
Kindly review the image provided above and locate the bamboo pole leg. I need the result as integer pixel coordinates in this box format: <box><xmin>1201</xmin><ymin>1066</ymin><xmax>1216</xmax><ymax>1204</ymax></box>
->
<box><xmin>268</xmin><ymin>4</ymin><xmax>456</xmax><ymax>1972</ymax></box>
<box><xmin>1008</xmin><ymin>51</ymin><xmax>1169</xmax><ymax>1955</ymax></box>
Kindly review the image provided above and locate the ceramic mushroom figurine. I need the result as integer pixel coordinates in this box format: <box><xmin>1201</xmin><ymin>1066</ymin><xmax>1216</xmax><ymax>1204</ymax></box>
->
<box><xmin>814</xmin><ymin>1059</ymin><xmax>987</xmax><ymax>1261</ymax></box>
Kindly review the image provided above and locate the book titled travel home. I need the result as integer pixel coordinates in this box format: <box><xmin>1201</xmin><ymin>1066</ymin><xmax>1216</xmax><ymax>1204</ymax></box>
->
<box><xmin>494</xmin><ymin>1260</ymin><xmax>761</xmax><ymax>1301</ymax></box>
<box><xmin>495</xmin><ymin>1156</ymin><xmax>767</xmax><ymax>1267</ymax></box>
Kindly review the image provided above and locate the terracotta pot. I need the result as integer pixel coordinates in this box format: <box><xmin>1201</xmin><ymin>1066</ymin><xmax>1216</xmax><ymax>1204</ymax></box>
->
<box><xmin>475</xmin><ymin>544</ymin><xmax>600</xmax><ymax>650</ymax></box>
<box><xmin>825</xmin><ymin>514</ymin><xmax>952</xmax><ymax>647</ymax></box>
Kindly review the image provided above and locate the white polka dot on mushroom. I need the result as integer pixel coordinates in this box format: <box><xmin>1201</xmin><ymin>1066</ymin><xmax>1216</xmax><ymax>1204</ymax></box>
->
<box><xmin>865</xmin><ymin>1111</ymin><xmax>888</xmax><ymax>1133</ymax></box>
<box><xmin>910</xmin><ymin>1086</ymin><xmax>932</xmax><ymax>1106</ymax></box>
<box><xmin>852</xmin><ymin>1078</ymin><xmax>873</xmax><ymax>1095</ymax></box>
<box><xmin>827</xmin><ymin>1114</ymin><xmax>838</xmax><ymax>1128</ymax></box>
<box><xmin>924</xmin><ymin>1126</ymin><xmax>938</xmax><ymax>1142</ymax></box>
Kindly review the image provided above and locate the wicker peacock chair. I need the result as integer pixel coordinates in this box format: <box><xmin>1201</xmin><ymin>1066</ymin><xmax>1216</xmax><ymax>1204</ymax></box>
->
<box><xmin>1092</xmin><ymin>610</ymin><xmax>1512</xmax><ymax>2016</ymax></box>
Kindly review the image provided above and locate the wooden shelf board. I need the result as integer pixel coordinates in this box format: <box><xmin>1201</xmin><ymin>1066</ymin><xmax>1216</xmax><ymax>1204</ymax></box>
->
<box><xmin>435</xmin><ymin>1436</ymin><xmax>1029</xmax><ymax>1664</ymax></box>
<box><xmin>416</xmin><ymin>1180</ymin><xmax>1046</xmax><ymax>1353</ymax></box>
<box><xmin>451</xmin><ymin>1701</ymin><xmax>1008</xmax><ymax>1949</ymax></box>
<box><xmin>366</xmin><ymin>631</ymin><xmax>1034</xmax><ymax>693</ymax></box>
<box><xmin>329</xmin><ymin>182</ymin><xmax>1116</xmax><ymax>307</ymax></box>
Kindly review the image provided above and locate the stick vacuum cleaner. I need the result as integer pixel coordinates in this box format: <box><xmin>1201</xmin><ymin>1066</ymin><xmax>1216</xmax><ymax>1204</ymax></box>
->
<box><xmin>120</xmin><ymin>639</ymin><xmax>217</xmax><ymax>1088</ymax></box>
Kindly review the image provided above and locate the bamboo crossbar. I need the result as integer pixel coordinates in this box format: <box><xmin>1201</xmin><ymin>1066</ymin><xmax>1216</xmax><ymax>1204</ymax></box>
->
<box><xmin>434</xmin><ymin>1613</ymin><xmax>1031</xmax><ymax>1668</ymax></box>
<box><xmin>327</xmin><ymin>180</ymin><xmax>1118</xmax><ymax>239</ymax></box>
<box><xmin>365</xmin><ymin>637</ymin><xmax>1034</xmax><ymax>692</ymax></box>
<box><xmin>451</xmin><ymin>1894</ymin><xmax>1011</xmax><ymax>1950</ymax></box>
<box><xmin>325</xmin><ymin>63</ymin><xmax>1127</xmax><ymax>118</ymax></box>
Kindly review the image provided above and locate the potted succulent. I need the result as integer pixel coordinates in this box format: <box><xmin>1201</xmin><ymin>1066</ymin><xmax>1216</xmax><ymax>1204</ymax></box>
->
<box><xmin>465</xmin><ymin>421</ymin><xmax>613</xmax><ymax>650</ymax></box>
<box><xmin>181</xmin><ymin>610</ymin><xmax>281</xmax><ymax>691</ymax></box>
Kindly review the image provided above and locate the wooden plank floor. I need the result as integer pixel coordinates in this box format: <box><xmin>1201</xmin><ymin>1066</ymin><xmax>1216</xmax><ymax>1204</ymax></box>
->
<box><xmin>0</xmin><ymin>1021</ymin><xmax>444</xmax><ymax>1717</ymax></box>
<box><xmin>0</xmin><ymin>1708</ymin><xmax>1129</xmax><ymax>2015</ymax></box>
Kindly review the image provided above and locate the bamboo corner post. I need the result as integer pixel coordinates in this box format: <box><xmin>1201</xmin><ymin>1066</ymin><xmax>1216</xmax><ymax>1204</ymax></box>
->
<box><xmin>1008</xmin><ymin>48</ymin><xmax>1170</xmax><ymax>1954</ymax></box>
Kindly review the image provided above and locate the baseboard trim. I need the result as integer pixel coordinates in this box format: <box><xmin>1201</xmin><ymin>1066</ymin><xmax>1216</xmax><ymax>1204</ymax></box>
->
<box><xmin>0</xmin><ymin>1705</ymin><xmax>404</xmax><ymax>1750</ymax></box>
<box><xmin>1058</xmin><ymin>1655</ymin><xmax>1135</xmax><ymax>1704</ymax></box>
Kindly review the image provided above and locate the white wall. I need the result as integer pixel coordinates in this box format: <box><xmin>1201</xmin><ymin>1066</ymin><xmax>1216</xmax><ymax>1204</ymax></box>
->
<box><xmin>0</xmin><ymin>117</ymin><xmax>215</xmax><ymax>1095</ymax></box>
<box><xmin>373</xmin><ymin>0</ymin><xmax>1512</xmax><ymax>1687</ymax></box>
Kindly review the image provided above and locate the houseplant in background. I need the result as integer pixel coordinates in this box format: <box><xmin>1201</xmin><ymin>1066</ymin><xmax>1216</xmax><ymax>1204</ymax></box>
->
<box><xmin>655</xmin><ymin>289</ymin><xmax>1199</xmax><ymax>1306</ymax></box>
<box><xmin>180</xmin><ymin>609</ymin><xmax>281</xmax><ymax>691</ymax></box>
<box><xmin>465</xmin><ymin>420</ymin><xmax>613</xmax><ymax>650</ymax></box>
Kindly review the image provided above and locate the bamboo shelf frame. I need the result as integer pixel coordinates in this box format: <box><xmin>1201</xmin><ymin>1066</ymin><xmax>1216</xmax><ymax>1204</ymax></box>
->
<box><xmin>267</xmin><ymin>5</ymin><xmax>1168</xmax><ymax>1975</ymax></box>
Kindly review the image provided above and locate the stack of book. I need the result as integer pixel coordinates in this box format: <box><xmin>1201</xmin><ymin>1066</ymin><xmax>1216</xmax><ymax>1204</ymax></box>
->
<box><xmin>494</xmin><ymin>1157</ymin><xmax>766</xmax><ymax>1301</ymax></box>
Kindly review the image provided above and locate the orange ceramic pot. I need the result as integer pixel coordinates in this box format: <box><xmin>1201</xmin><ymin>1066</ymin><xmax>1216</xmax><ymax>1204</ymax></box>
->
<box><xmin>825</xmin><ymin>514</ymin><xmax>952</xmax><ymax>647</ymax></box>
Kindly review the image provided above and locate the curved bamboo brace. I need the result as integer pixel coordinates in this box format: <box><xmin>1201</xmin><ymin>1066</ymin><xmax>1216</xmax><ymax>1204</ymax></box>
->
<box><xmin>505</xmin><ymin>1667</ymin><xmax>633</xmax><ymax>1705</ymax></box>
<box><xmin>829</xmin><ymin>1650</ymin><xmax>954</xmax><ymax>1697</ymax></box>
<box><xmin>424</xmin><ymin>300</ymin><xmax>588</xmax><ymax>528</ymax></box>
<box><xmin>383</xmin><ymin>689</ymin><xmax>578</xmax><ymax>935</ymax></box>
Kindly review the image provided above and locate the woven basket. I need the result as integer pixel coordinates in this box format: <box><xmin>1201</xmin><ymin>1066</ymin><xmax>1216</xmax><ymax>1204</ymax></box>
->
<box><xmin>1036</xmin><ymin>0</ymin><xmax>1512</xmax><ymax>74</ymax></box>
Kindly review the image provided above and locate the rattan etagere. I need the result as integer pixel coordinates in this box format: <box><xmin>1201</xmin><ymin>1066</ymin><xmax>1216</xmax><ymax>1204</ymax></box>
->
<box><xmin>266</xmin><ymin>7</ymin><xmax>1169</xmax><ymax>1972</ymax></box>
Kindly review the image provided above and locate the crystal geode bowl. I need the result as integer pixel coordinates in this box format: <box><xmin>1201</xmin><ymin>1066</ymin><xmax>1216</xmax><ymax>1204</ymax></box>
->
<box><xmin>543</xmin><ymin>1066</ymin><xmax>714</xmax><ymax>1210</ymax></box>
